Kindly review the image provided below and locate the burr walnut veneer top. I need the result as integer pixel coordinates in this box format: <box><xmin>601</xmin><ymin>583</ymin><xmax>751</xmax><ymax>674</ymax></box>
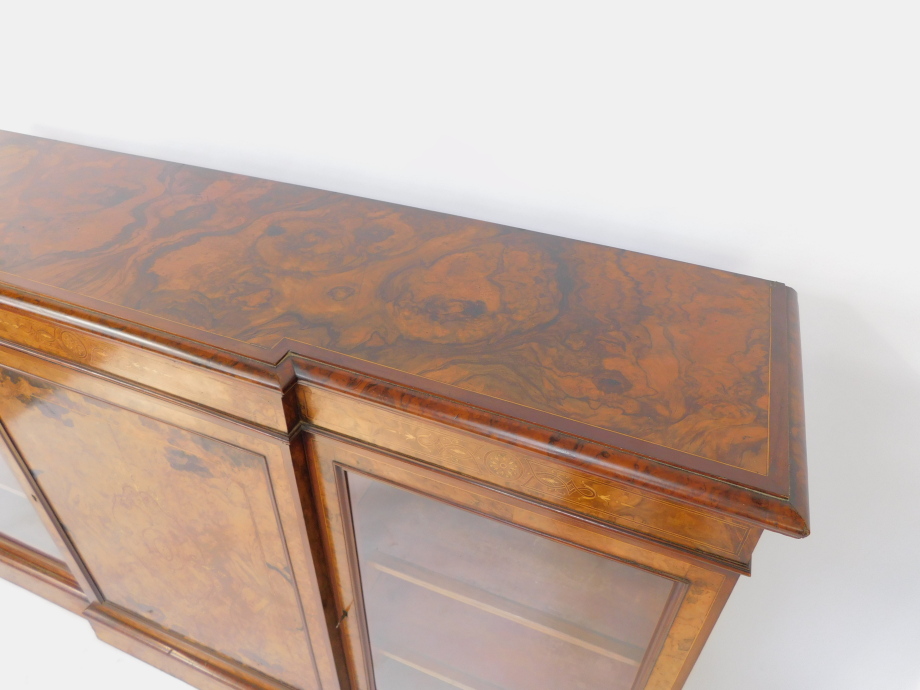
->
<box><xmin>0</xmin><ymin>131</ymin><xmax>805</xmax><ymax>515</ymax></box>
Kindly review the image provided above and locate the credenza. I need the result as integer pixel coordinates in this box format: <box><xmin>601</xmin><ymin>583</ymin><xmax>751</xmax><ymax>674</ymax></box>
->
<box><xmin>0</xmin><ymin>130</ymin><xmax>808</xmax><ymax>690</ymax></box>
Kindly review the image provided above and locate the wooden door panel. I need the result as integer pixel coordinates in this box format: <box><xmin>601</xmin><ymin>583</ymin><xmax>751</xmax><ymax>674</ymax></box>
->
<box><xmin>0</xmin><ymin>364</ymin><xmax>317</xmax><ymax>689</ymax></box>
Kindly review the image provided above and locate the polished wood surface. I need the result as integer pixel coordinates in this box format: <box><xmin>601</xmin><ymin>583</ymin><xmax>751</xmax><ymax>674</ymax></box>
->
<box><xmin>0</xmin><ymin>299</ymin><xmax>286</xmax><ymax>430</ymax></box>
<box><xmin>0</xmin><ymin>365</ymin><xmax>315</xmax><ymax>687</ymax></box>
<box><xmin>86</xmin><ymin>602</ymin><xmax>304</xmax><ymax>690</ymax></box>
<box><xmin>0</xmin><ymin>130</ymin><xmax>798</xmax><ymax>495</ymax></box>
<box><xmin>0</xmin><ymin>130</ymin><xmax>809</xmax><ymax>690</ymax></box>
<box><xmin>0</xmin><ymin>340</ymin><xmax>343</xmax><ymax>689</ymax></box>
<box><xmin>0</xmin><ymin>533</ymin><xmax>87</xmax><ymax>614</ymax></box>
<box><xmin>0</xmin><ymin>276</ymin><xmax>806</xmax><ymax>539</ymax></box>
<box><xmin>300</xmin><ymin>384</ymin><xmax>755</xmax><ymax>568</ymax></box>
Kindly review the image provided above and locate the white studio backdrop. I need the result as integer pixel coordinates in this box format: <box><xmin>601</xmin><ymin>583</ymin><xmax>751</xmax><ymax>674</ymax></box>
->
<box><xmin>1</xmin><ymin>2</ymin><xmax>918</xmax><ymax>688</ymax></box>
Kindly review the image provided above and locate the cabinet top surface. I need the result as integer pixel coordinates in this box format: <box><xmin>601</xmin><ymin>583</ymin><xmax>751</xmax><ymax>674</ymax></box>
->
<box><xmin>0</xmin><ymin>131</ymin><xmax>805</xmax><ymax>510</ymax></box>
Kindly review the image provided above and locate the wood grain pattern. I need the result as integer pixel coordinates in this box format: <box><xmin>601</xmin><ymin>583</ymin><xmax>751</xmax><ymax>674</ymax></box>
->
<box><xmin>0</xmin><ymin>130</ymin><xmax>776</xmax><ymax>475</ymax></box>
<box><xmin>0</xmin><ymin>130</ymin><xmax>809</xmax><ymax>690</ymax></box>
<box><xmin>0</xmin><ymin>300</ymin><xmax>286</xmax><ymax>430</ymax></box>
<box><xmin>785</xmin><ymin>289</ymin><xmax>810</xmax><ymax>530</ymax></box>
<box><xmin>295</xmin><ymin>359</ymin><xmax>804</xmax><ymax>539</ymax></box>
<box><xmin>86</xmin><ymin>603</ymin><xmax>305</xmax><ymax>690</ymax></box>
<box><xmin>299</xmin><ymin>385</ymin><xmax>753</xmax><ymax>566</ymax></box>
<box><xmin>0</xmin><ymin>365</ymin><xmax>316</xmax><ymax>688</ymax></box>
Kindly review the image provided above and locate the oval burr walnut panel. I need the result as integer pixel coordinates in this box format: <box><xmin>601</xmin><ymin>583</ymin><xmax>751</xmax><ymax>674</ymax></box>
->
<box><xmin>0</xmin><ymin>365</ymin><xmax>317</xmax><ymax>689</ymax></box>
<box><xmin>0</xmin><ymin>131</ymin><xmax>796</xmax><ymax>495</ymax></box>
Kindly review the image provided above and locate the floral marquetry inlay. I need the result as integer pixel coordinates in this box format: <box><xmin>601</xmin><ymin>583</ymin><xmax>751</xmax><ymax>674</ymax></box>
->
<box><xmin>0</xmin><ymin>308</ymin><xmax>113</xmax><ymax>366</ymax></box>
<box><xmin>301</xmin><ymin>385</ymin><xmax>751</xmax><ymax>560</ymax></box>
<box><xmin>485</xmin><ymin>450</ymin><xmax>524</xmax><ymax>480</ymax></box>
<box><xmin>0</xmin><ymin>306</ymin><xmax>286</xmax><ymax>431</ymax></box>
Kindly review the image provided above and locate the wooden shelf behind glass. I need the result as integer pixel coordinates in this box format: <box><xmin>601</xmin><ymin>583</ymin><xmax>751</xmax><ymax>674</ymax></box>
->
<box><xmin>347</xmin><ymin>471</ymin><xmax>678</xmax><ymax>690</ymax></box>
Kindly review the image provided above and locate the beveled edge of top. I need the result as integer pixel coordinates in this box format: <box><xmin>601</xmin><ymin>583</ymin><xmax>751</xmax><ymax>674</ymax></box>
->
<box><xmin>0</xmin><ymin>129</ymin><xmax>808</xmax><ymax>537</ymax></box>
<box><xmin>0</xmin><ymin>275</ymin><xmax>809</xmax><ymax>539</ymax></box>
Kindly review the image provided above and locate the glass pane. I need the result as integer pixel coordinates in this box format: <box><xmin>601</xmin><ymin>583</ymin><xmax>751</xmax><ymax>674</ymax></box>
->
<box><xmin>348</xmin><ymin>471</ymin><xmax>675</xmax><ymax>690</ymax></box>
<box><xmin>0</xmin><ymin>453</ymin><xmax>61</xmax><ymax>558</ymax></box>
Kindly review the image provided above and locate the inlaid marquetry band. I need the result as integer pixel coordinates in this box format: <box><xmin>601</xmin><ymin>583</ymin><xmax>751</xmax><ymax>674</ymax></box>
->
<box><xmin>0</xmin><ymin>304</ymin><xmax>286</xmax><ymax>431</ymax></box>
<box><xmin>299</xmin><ymin>385</ymin><xmax>752</xmax><ymax>562</ymax></box>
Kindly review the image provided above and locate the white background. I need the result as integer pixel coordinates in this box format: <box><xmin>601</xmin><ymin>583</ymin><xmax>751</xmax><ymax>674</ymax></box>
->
<box><xmin>1</xmin><ymin>1</ymin><xmax>919</xmax><ymax>688</ymax></box>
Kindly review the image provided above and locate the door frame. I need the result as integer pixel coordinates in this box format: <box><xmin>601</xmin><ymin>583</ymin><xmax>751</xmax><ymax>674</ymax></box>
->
<box><xmin>308</xmin><ymin>429</ymin><xmax>738</xmax><ymax>690</ymax></box>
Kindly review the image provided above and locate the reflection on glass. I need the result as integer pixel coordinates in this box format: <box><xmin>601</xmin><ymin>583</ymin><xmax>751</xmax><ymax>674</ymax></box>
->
<box><xmin>0</xmin><ymin>454</ymin><xmax>61</xmax><ymax>558</ymax></box>
<box><xmin>348</xmin><ymin>472</ymin><xmax>675</xmax><ymax>690</ymax></box>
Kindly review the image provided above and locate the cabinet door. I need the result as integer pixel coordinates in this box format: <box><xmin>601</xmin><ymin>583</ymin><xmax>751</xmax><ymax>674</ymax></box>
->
<box><xmin>0</xmin><ymin>435</ymin><xmax>62</xmax><ymax>559</ymax></box>
<box><xmin>0</xmin><ymin>344</ymin><xmax>339</xmax><ymax>690</ymax></box>
<box><xmin>309</xmin><ymin>432</ymin><xmax>736</xmax><ymax>690</ymax></box>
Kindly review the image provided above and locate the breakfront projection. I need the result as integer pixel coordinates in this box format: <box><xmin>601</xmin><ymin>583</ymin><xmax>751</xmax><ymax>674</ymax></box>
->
<box><xmin>0</xmin><ymin>130</ymin><xmax>808</xmax><ymax>690</ymax></box>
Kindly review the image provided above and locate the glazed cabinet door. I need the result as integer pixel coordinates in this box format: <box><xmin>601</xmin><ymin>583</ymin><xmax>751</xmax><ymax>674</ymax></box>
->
<box><xmin>0</xmin><ymin>342</ymin><xmax>339</xmax><ymax>690</ymax></box>
<box><xmin>0</xmin><ymin>430</ymin><xmax>63</xmax><ymax>558</ymax></box>
<box><xmin>309</xmin><ymin>432</ymin><xmax>736</xmax><ymax>690</ymax></box>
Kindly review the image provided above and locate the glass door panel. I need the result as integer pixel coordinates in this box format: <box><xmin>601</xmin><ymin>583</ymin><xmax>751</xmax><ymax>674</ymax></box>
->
<box><xmin>0</xmin><ymin>451</ymin><xmax>61</xmax><ymax>558</ymax></box>
<box><xmin>347</xmin><ymin>471</ymin><xmax>676</xmax><ymax>690</ymax></box>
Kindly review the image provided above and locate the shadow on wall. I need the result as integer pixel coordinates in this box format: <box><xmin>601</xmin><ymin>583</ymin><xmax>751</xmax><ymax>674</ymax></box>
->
<box><xmin>686</xmin><ymin>293</ymin><xmax>920</xmax><ymax>690</ymax></box>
